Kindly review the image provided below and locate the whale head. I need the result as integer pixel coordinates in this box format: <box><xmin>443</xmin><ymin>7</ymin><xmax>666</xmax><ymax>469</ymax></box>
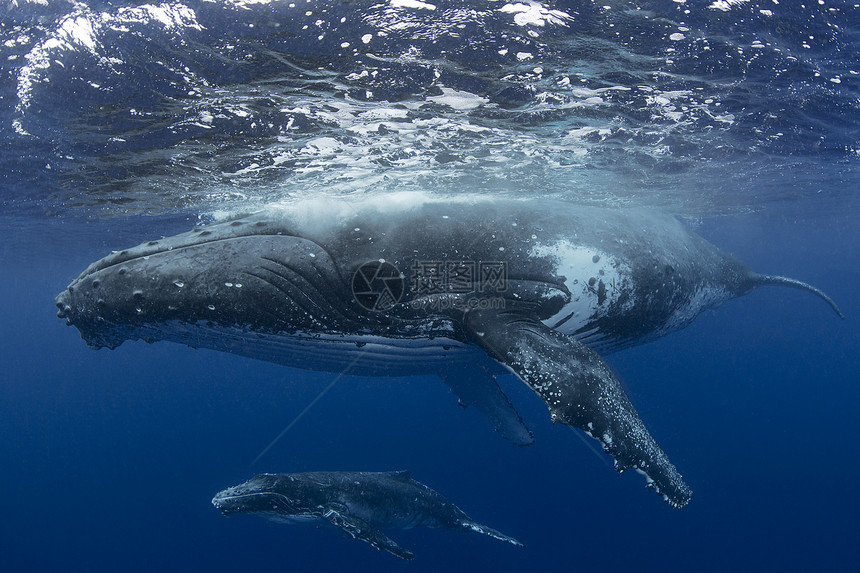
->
<box><xmin>55</xmin><ymin>215</ymin><xmax>358</xmax><ymax>350</ymax></box>
<box><xmin>211</xmin><ymin>473</ymin><xmax>307</xmax><ymax>517</ymax></box>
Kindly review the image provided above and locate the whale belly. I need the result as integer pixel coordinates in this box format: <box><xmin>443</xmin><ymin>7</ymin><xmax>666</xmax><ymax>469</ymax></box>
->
<box><xmin>126</xmin><ymin>320</ymin><xmax>498</xmax><ymax>378</ymax></box>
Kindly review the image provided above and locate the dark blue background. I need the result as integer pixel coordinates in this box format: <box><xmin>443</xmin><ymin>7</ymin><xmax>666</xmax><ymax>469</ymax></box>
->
<box><xmin>2</xmin><ymin>205</ymin><xmax>856</xmax><ymax>572</ymax></box>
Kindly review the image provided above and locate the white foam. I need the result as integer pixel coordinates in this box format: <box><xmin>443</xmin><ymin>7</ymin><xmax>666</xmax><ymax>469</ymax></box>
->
<box><xmin>709</xmin><ymin>0</ymin><xmax>749</xmax><ymax>11</ymax></box>
<box><xmin>426</xmin><ymin>87</ymin><xmax>490</xmax><ymax>110</ymax></box>
<box><xmin>357</xmin><ymin>107</ymin><xmax>409</xmax><ymax>120</ymax></box>
<box><xmin>390</xmin><ymin>0</ymin><xmax>437</xmax><ymax>10</ymax></box>
<box><xmin>16</xmin><ymin>3</ymin><xmax>201</xmax><ymax>121</ymax></box>
<box><xmin>220</xmin><ymin>0</ymin><xmax>281</xmax><ymax>8</ymax></box>
<box><xmin>499</xmin><ymin>2</ymin><xmax>573</xmax><ymax>27</ymax></box>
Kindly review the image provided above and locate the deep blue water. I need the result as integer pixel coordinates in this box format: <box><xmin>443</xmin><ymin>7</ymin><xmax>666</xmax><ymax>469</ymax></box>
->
<box><xmin>1</xmin><ymin>1</ymin><xmax>858</xmax><ymax>571</ymax></box>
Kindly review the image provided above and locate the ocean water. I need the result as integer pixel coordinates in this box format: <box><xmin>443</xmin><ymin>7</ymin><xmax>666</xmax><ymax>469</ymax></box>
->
<box><xmin>1</xmin><ymin>1</ymin><xmax>857</xmax><ymax>571</ymax></box>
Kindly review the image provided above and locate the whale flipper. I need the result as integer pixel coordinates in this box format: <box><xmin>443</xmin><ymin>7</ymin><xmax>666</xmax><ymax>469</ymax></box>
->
<box><xmin>322</xmin><ymin>507</ymin><xmax>415</xmax><ymax>560</ymax></box>
<box><xmin>439</xmin><ymin>368</ymin><xmax>534</xmax><ymax>446</ymax></box>
<box><xmin>459</xmin><ymin>519</ymin><xmax>524</xmax><ymax>547</ymax></box>
<box><xmin>465</xmin><ymin>308</ymin><xmax>692</xmax><ymax>508</ymax></box>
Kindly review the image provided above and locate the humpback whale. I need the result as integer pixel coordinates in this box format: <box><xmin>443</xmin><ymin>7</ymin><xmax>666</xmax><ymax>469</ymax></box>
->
<box><xmin>56</xmin><ymin>194</ymin><xmax>844</xmax><ymax>508</ymax></box>
<box><xmin>212</xmin><ymin>470</ymin><xmax>522</xmax><ymax>559</ymax></box>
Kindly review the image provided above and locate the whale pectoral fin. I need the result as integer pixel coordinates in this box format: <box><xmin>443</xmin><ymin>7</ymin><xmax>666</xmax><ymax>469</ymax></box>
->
<box><xmin>438</xmin><ymin>368</ymin><xmax>535</xmax><ymax>446</ymax></box>
<box><xmin>460</xmin><ymin>519</ymin><xmax>524</xmax><ymax>547</ymax></box>
<box><xmin>322</xmin><ymin>508</ymin><xmax>414</xmax><ymax>560</ymax></box>
<box><xmin>465</xmin><ymin>309</ymin><xmax>692</xmax><ymax>509</ymax></box>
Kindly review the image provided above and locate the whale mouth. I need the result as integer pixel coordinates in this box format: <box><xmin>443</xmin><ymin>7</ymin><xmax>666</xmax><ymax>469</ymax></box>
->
<box><xmin>211</xmin><ymin>492</ymin><xmax>241</xmax><ymax>513</ymax></box>
<box><xmin>55</xmin><ymin>288</ymin><xmax>130</xmax><ymax>349</ymax></box>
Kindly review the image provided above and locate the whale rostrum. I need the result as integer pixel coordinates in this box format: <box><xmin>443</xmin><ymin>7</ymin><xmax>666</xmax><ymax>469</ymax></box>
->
<box><xmin>56</xmin><ymin>195</ymin><xmax>844</xmax><ymax>508</ymax></box>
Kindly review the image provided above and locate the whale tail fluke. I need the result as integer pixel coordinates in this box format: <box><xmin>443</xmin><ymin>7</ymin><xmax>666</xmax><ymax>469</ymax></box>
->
<box><xmin>754</xmin><ymin>274</ymin><xmax>845</xmax><ymax>319</ymax></box>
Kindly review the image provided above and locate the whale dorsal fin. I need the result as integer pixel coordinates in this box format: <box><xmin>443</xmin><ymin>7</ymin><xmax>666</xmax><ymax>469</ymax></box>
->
<box><xmin>322</xmin><ymin>508</ymin><xmax>414</xmax><ymax>560</ymax></box>
<box><xmin>464</xmin><ymin>308</ymin><xmax>692</xmax><ymax>509</ymax></box>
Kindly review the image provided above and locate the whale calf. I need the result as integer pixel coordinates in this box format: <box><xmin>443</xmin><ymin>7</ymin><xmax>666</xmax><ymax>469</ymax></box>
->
<box><xmin>212</xmin><ymin>470</ymin><xmax>522</xmax><ymax>559</ymax></box>
<box><xmin>56</xmin><ymin>195</ymin><xmax>844</xmax><ymax>508</ymax></box>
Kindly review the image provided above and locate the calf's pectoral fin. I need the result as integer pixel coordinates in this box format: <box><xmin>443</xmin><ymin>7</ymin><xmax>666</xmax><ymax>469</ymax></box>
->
<box><xmin>465</xmin><ymin>309</ymin><xmax>692</xmax><ymax>509</ymax></box>
<box><xmin>460</xmin><ymin>519</ymin><xmax>524</xmax><ymax>547</ymax></box>
<box><xmin>322</xmin><ymin>508</ymin><xmax>415</xmax><ymax>560</ymax></box>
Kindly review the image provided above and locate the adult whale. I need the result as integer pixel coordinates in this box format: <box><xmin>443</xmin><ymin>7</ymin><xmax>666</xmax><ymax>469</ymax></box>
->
<box><xmin>55</xmin><ymin>194</ymin><xmax>844</xmax><ymax>508</ymax></box>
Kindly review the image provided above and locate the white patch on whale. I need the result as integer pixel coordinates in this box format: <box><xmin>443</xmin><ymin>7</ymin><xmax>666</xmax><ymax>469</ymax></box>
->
<box><xmin>529</xmin><ymin>240</ymin><xmax>634</xmax><ymax>334</ymax></box>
